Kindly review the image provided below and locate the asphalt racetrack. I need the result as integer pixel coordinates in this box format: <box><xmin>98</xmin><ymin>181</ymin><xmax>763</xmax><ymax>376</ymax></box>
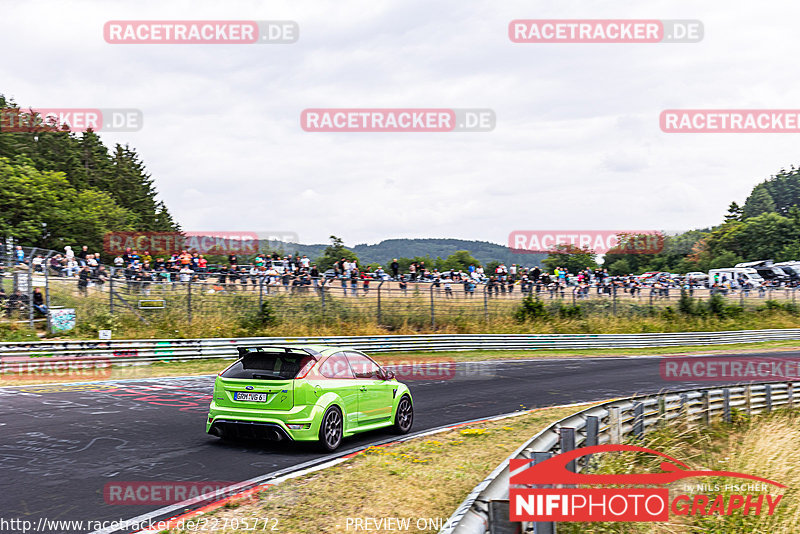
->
<box><xmin>0</xmin><ymin>352</ymin><xmax>782</xmax><ymax>533</ymax></box>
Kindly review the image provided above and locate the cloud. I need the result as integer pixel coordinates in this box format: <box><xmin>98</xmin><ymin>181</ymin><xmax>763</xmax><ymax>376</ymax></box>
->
<box><xmin>2</xmin><ymin>0</ymin><xmax>798</xmax><ymax>246</ymax></box>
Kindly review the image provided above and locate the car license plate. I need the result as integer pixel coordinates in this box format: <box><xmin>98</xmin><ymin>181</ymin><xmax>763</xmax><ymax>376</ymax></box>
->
<box><xmin>234</xmin><ymin>391</ymin><xmax>268</xmax><ymax>402</ymax></box>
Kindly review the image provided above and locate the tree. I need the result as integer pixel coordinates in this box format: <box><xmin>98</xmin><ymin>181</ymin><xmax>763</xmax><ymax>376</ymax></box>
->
<box><xmin>742</xmin><ymin>185</ymin><xmax>776</xmax><ymax>219</ymax></box>
<box><xmin>606</xmin><ymin>258</ymin><xmax>631</xmax><ymax>275</ymax></box>
<box><xmin>724</xmin><ymin>202</ymin><xmax>743</xmax><ymax>222</ymax></box>
<box><xmin>315</xmin><ymin>235</ymin><xmax>359</xmax><ymax>270</ymax></box>
<box><xmin>0</xmin><ymin>92</ymin><xmax>179</xmax><ymax>236</ymax></box>
<box><xmin>541</xmin><ymin>245</ymin><xmax>597</xmax><ymax>273</ymax></box>
<box><xmin>0</xmin><ymin>157</ymin><xmax>136</xmax><ymax>252</ymax></box>
<box><xmin>440</xmin><ymin>250</ymin><xmax>481</xmax><ymax>272</ymax></box>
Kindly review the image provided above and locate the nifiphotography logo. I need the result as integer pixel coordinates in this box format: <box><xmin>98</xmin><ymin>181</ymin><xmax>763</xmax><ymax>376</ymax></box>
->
<box><xmin>509</xmin><ymin>444</ymin><xmax>785</xmax><ymax>522</ymax></box>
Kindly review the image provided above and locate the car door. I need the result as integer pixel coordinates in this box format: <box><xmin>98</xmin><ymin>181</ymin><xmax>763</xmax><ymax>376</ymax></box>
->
<box><xmin>315</xmin><ymin>352</ymin><xmax>360</xmax><ymax>428</ymax></box>
<box><xmin>346</xmin><ymin>351</ymin><xmax>394</xmax><ymax>424</ymax></box>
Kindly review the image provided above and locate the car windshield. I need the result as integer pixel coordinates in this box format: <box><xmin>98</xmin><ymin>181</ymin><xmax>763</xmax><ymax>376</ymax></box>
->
<box><xmin>221</xmin><ymin>352</ymin><xmax>315</xmax><ymax>380</ymax></box>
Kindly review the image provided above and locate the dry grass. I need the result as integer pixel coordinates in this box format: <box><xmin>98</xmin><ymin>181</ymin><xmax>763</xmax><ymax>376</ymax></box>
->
<box><xmin>12</xmin><ymin>278</ymin><xmax>800</xmax><ymax>342</ymax></box>
<box><xmin>161</xmin><ymin>404</ymin><xmax>593</xmax><ymax>534</ymax></box>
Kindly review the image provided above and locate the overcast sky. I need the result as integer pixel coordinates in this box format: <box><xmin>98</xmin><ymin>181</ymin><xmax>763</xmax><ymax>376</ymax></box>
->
<box><xmin>3</xmin><ymin>0</ymin><xmax>799</xmax><ymax>247</ymax></box>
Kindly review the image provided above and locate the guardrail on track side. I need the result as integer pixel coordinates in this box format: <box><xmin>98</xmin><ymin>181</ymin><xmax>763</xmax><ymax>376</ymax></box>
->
<box><xmin>439</xmin><ymin>380</ymin><xmax>799</xmax><ymax>534</ymax></box>
<box><xmin>3</xmin><ymin>330</ymin><xmax>800</xmax><ymax>365</ymax></box>
<box><xmin>2</xmin><ymin>329</ymin><xmax>800</xmax><ymax>366</ymax></box>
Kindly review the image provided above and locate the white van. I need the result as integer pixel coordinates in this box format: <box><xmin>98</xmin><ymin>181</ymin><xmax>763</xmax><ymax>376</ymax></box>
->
<box><xmin>708</xmin><ymin>268</ymin><xmax>763</xmax><ymax>287</ymax></box>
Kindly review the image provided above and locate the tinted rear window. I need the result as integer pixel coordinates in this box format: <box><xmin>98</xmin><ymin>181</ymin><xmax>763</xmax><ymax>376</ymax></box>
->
<box><xmin>221</xmin><ymin>352</ymin><xmax>315</xmax><ymax>380</ymax></box>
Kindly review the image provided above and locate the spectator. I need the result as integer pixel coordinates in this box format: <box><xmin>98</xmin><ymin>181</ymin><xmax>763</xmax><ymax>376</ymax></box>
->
<box><xmin>14</xmin><ymin>245</ymin><xmax>25</xmax><ymax>264</ymax></box>
<box><xmin>78</xmin><ymin>266</ymin><xmax>91</xmax><ymax>295</ymax></box>
<box><xmin>32</xmin><ymin>254</ymin><xmax>44</xmax><ymax>273</ymax></box>
<box><xmin>32</xmin><ymin>288</ymin><xmax>47</xmax><ymax>315</ymax></box>
<box><xmin>77</xmin><ymin>245</ymin><xmax>89</xmax><ymax>266</ymax></box>
<box><xmin>390</xmin><ymin>258</ymin><xmax>399</xmax><ymax>279</ymax></box>
<box><xmin>65</xmin><ymin>257</ymin><xmax>79</xmax><ymax>277</ymax></box>
<box><xmin>95</xmin><ymin>265</ymin><xmax>109</xmax><ymax>287</ymax></box>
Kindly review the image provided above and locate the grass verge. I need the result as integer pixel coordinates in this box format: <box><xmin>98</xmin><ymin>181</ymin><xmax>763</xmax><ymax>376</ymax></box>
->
<box><xmin>5</xmin><ymin>340</ymin><xmax>800</xmax><ymax>387</ymax></box>
<box><xmin>160</xmin><ymin>403</ymin><xmax>593</xmax><ymax>534</ymax></box>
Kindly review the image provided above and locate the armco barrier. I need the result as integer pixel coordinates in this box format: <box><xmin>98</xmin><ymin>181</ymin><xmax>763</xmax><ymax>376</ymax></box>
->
<box><xmin>439</xmin><ymin>380</ymin><xmax>798</xmax><ymax>534</ymax></box>
<box><xmin>3</xmin><ymin>329</ymin><xmax>800</xmax><ymax>365</ymax></box>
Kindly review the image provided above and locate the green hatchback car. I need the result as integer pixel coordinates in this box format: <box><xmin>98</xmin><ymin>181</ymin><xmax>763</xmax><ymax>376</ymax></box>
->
<box><xmin>207</xmin><ymin>345</ymin><xmax>414</xmax><ymax>451</ymax></box>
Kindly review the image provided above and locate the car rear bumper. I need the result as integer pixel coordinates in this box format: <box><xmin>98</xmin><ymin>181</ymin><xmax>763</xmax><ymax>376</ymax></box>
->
<box><xmin>207</xmin><ymin>401</ymin><xmax>320</xmax><ymax>441</ymax></box>
<box><xmin>208</xmin><ymin>419</ymin><xmax>292</xmax><ymax>441</ymax></box>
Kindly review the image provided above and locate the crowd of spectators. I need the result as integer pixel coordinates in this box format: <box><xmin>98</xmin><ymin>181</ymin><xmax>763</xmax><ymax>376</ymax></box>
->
<box><xmin>5</xmin><ymin>242</ymin><xmax>793</xmax><ymax>303</ymax></box>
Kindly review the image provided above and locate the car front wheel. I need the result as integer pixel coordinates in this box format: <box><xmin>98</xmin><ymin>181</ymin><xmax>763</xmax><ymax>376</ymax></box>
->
<box><xmin>393</xmin><ymin>396</ymin><xmax>413</xmax><ymax>434</ymax></box>
<box><xmin>319</xmin><ymin>406</ymin><xmax>343</xmax><ymax>451</ymax></box>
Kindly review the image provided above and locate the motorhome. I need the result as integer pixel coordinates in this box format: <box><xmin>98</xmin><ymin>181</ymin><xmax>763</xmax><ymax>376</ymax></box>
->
<box><xmin>708</xmin><ymin>268</ymin><xmax>764</xmax><ymax>287</ymax></box>
<box><xmin>734</xmin><ymin>260</ymin><xmax>790</xmax><ymax>283</ymax></box>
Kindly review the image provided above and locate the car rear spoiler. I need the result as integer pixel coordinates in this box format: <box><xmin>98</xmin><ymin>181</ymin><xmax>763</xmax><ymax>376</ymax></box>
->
<box><xmin>236</xmin><ymin>346</ymin><xmax>321</xmax><ymax>359</ymax></box>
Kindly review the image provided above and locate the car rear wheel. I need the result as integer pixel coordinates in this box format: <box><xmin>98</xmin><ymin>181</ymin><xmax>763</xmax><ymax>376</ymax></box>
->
<box><xmin>319</xmin><ymin>406</ymin><xmax>343</xmax><ymax>451</ymax></box>
<box><xmin>393</xmin><ymin>396</ymin><xmax>413</xmax><ymax>434</ymax></box>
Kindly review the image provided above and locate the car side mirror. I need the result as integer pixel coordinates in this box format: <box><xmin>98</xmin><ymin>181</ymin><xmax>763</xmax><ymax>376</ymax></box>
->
<box><xmin>383</xmin><ymin>370</ymin><xmax>395</xmax><ymax>380</ymax></box>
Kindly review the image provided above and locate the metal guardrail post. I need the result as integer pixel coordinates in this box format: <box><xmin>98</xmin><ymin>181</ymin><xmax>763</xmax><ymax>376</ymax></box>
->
<box><xmin>745</xmin><ymin>385</ymin><xmax>752</xmax><ymax>416</ymax></box>
<box><xmin>585</xmin><ymin>416</ymin><xmax>599</xmax><ymax>447</ymax></box>
<box><xmin>701</xmin><ymin>391</ymin><xmax>710</xmax><ymax>426</ymax></box>
<box><xmin>109</xmin><ymin>275</ymin><xmax>114</xmax><ymax>315</ymax></box>
<box><xmin>531</xmin><ymin>452</ymin><xmax>555</xmax><ymax>534</ymax></box>
<box><xmin>632</xmin><ymin>402</ymin><xmax>644</xmax><ymax>437</ymax></box>
<box><xmin>789</xmin><ymin>382</ymin><xmax>795</xmax><ymax>409</ymax></box>
<box><xmin>658</xmin><ymin>397</ymin><xmax>666</xmax><ymax>425</ymax></box>
<box><xmin>723</xmin><ymin>388</ymin><xmax>731</xmax><ymax>423</ymax></box>
<box><xmin>680</xmin><ymin>393</ymin><xmax>690</xmax><ymax>425</ymax></box>
<box><xmin>559</xmin><ymin>428</ymin><xmax>576</xmax><ymax>472</ymax></box>
<box><xmin>765</xmin><ymin>384</ymin><xmax>772</xmax><ymax>414</ymax></box>
<box><xmin>488</xmin><ymin>500</ymin><xmax>515</xmax><ymax>534</ymax></box>
<box><xmin>609</xmin><ymin>406</ymin><xmax>621</xmax><ymax>444</ymax></box>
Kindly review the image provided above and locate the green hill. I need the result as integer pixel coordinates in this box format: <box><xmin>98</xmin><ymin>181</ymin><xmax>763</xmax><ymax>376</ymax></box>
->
<box><xmin>266</xmin><ymin>238</ymin><xmax>544</xmax><ymax>268</ymax></box>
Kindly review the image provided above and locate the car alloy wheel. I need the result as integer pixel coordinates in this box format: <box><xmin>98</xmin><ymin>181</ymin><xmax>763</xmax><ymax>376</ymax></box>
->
<box><xmin>320</xmin><ymin>406</ymin><xmax>343</xmax><ymax>451</ymax></box>
<box><xmin>395</xmin><ymin>396</ymin><xmax>413</xmax><ymax>434</ymax></box>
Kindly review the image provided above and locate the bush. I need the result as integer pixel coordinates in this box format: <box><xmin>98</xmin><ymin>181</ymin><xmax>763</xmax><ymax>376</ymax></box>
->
<box><xmin>514</xmin><ymin>295</ymin><xmax>548</xmax><ymax>322</ymax></box>
<box><xmin>678</xmin><ymin>290</ymin><xmax>700</xmax><ymax>316</ymax></box>
<box><xmin>557</xmin><ymin>303</ymin><xmax>583</xmax><ymax>319</ymax></box>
